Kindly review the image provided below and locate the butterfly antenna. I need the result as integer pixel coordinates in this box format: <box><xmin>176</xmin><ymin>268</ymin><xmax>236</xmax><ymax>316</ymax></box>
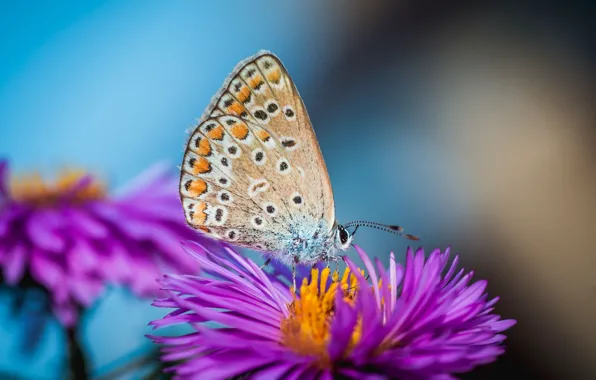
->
<box><xmin>344</xmin><ymin>220</ymin><xmax>419</xmax><ymax>241</ymax></box>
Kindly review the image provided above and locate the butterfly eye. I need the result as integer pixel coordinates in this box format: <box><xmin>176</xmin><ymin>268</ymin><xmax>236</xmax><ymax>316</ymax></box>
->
<box><xmin>338</xmin><ymin>225</ymin><xmax>350</xmax><ymax>248</ymax></box>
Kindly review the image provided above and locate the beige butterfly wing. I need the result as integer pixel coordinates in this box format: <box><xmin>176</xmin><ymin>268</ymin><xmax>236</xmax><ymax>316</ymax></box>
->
<box><xmin>179</xmin><ymin>51</ymin><xmax>335</xmax><ymax>254</ymax></box>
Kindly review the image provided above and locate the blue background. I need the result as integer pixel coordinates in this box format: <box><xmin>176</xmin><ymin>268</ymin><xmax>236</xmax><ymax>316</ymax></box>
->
<box><xmin>2</xmin><ymin>1</ymin><xmax>595</xmax><ymax>379</ymax></box>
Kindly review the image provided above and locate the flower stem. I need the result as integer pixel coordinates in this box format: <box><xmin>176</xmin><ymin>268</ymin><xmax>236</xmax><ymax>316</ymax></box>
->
<box><xmin>67</xmin><ymin>326</ymin><xmax>89</xmax><ymax>380</ymax></box>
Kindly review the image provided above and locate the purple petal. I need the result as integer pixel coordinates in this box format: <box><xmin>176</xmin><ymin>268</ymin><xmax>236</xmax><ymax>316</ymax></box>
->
<box><xmin>102</xmin><ymin>241</ymin><xmax>133</xmax><ymax>282</ymax></box>
<box><xmin>25</xmin><ymin>209</ymin><xmax>65</xmax><ymax>252</ymax></box>
<box><xmin>451</xmin><ymin>280</ymin><xmax>488</xmax><ymax>310</ymax></box>
<box><xmin>68</xmin><ymin>237</ymin><xmax>101</xmax><ymax>273</ymax></box>
<box><xmin>65</xmin><ymin>208</ymin><xmax>108</xmax><ymax>239</ymax></box>
<box><xmin>3</xmin><ymin>243</ymin><xmax>27</xmax><ymax>285</ymax></box>
<box><xmin>70</xmin><ymin>276</ymin><xmax>103</xmax><ymax>306</ymax></box>
<box><xmin>338</xmin><ymin>369</ymin><xmax>388</xmax><ymax>380</ymax></box>
<box><xmin>0</xmin><ymin>204</ymin><xmax>26</xmax><ymax>236</ymax></box>
<box><xmin>354</xmin><ymin>245</ymin><xmax>381</xmax><ymax>309</ymax></box>
<box><xmin>175</xmin><ymin>295</ymin><xmax>281</xmax><ymax>341</ymax></box>
<box><xmin>283</xmin><ymin>366</ymin><xmax>321</xmax><ymax>380</ymax></box>
<box><xmin>251</xmin><ymin>363</ymin><xmax>299</xmax><ymax>380</ymax></box>
<box><xmin>489</xmin><ymin>319</ymin><xmax>517</xmax><ymax>332</ymax></box>
<box><xmin>178</xmin><ymin>350</ymin><xmax>275</xmax><ymax>378</ymax></box>
<box><xmin>441</xmin><ymin>254</ymin><xmax>459</xmax><ymax>287</ymax></box>
<box><xmin>328</xmin><ymin>288</ymin><xmax>358</xmax><ymax>361</ymax></box>
<box><xmin>30</xmin><ymin>250</ymin><xmax>63</xmax><ymax>289</ymax></box>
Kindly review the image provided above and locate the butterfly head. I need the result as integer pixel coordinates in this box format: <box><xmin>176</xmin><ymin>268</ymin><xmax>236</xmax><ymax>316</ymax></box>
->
<box><xmin>334</xmin><ymin>224</ymin><xmax>353</xmax><ymax>251</ymax></box>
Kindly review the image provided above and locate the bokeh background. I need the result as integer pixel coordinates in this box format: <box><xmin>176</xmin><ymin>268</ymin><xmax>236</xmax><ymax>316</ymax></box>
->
<box><xmin>1</xmin><ymin>0</ymin><xmax>595</xmax><ymax>379</ymax></box>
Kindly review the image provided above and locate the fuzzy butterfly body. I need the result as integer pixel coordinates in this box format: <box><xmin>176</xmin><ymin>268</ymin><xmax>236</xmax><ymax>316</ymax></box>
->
<box><xmin>179</xmin><ymin>51</ymin><xmax>350</xmax><ymax>265</ymax></box>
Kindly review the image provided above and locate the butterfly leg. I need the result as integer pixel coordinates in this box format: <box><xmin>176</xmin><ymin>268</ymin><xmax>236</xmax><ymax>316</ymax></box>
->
<box><xmin>259</xmin><ymin>257</ymin><xmax>272</xmax><ymax>270</ymax></box>
<box><xmin>292</xmin><ymin>256</ymin><xmax>299</xmax><ymax>291</ymax></box>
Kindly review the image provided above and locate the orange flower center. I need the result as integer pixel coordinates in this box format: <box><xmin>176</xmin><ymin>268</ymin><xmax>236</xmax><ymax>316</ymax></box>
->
<box><xmin>280</xmin><ymin>267</ymin><xmax>363</xmax><ymax>369</ymax></box>
<box><xmin>9</xmin><ymin>170</ymin><xmax>106</xmax><ymax>207</ymax></box>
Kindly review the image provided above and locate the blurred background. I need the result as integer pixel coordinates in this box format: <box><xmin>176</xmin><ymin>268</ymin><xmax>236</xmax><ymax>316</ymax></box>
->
<box><xmin>1</xmin><ymin>0</ymin><xmax>595</xmax><ymax>379</ymax></box>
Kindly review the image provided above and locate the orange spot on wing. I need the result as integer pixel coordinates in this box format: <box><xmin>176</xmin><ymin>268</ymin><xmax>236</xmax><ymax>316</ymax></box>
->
<box><xmin>196</xmin><ymin>138</ymin><xmax>211</xmax><ymax>156</ymax></box>
<box><xmin>257</xmin><ymin>129</ymin><xmax>271</xmax><ymax>142</ymax></box>
<box><xmin>248</xmin><ymin>76</ymin><xmax>264</xmax><ymax>89</ymax></box>
<box><xmin>192</xmin><ymin>202</ymin><xmax>208</xmax><ymax>225</ymax></box>
<box><xmin>267</xmin><ymin>69</ymin><xmax>281</xmax><ymax>83</ymax></box>
<box><xmin>198</xmin><ymin>226</ymin><xmax>210</xmax><ymax>233</ymax></box>
<box><xmin>227</xmin><ymin>102</ymin><xmax>245</xmax><ymax>115</ymax></box>
<box><xmin>230</xmin><ymin>123</ymin><xmax>249</xmax><ymax>140</ymax></box>
<box><xmin>189</xmin><ymin>179</ymin><xmax>207</xmax><ymax>197</ymax></box>
<box><xmin>192</xmin><ymin>157</ymin><xmax>211</xmax><ymax>175</ymax></box>
<box><xmin>236</xmin><ymin>86</ymin><xmax>251</xmax><ymax>103</ymax></box>
<box><xmin>207</xmin><ymin>125</ymin><xmax>224</xmax><ymax>140</ymax></box>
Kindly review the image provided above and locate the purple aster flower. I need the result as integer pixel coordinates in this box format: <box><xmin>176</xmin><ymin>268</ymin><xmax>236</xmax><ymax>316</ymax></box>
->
<box><xmin>150</xmin><ymin>241</ymin><xmax>515</xmax><ymax>380</ymax></box>
<box><xmin>0</xmin><ymin>160</ymin><xmax>200</xmax><ymax>326</ymax></box>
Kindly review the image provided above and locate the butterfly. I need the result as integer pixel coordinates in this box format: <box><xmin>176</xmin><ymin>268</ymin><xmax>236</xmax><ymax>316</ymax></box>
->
<box><xmin>179</xmin><ymin>51</ymin><xmax>418</xmax><ymax>273</ymax></box>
